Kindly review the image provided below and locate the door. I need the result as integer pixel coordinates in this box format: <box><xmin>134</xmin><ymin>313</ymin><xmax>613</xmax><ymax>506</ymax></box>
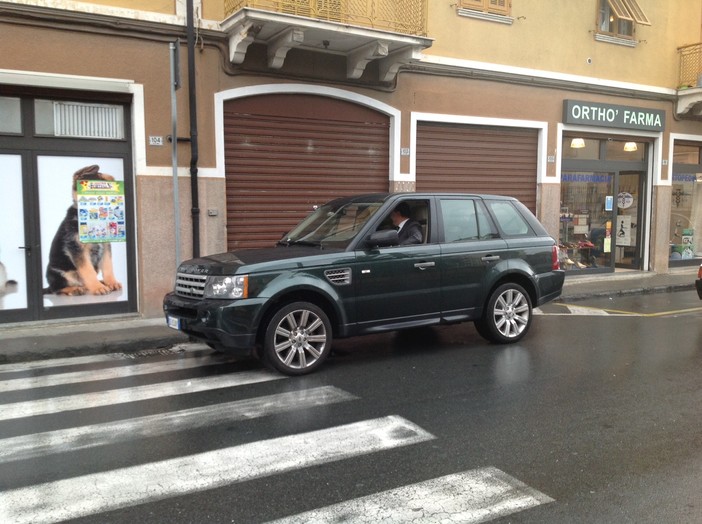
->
<box><xmin>438</xmin><ymin>197</ymin><xmax>508</xmax><ymax>320</ymax></box>
<box><xmin>614</xmin><ymin>171</ymin><xmax>645</xmax><ymax>269</ymax></box>
<box><xmin>354</xmin><ymin>199</ymin><xmax>441</xmax><ymax>330</ymax></box>
<box><xmin>0</xmin><ymin>94</ymin><xmax>136</xmax><ymax>324</ymax></box>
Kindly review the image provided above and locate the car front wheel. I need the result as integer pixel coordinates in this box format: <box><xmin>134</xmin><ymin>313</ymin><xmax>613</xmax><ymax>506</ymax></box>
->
<box><xmin>475</xmin><ymin>283</ymin><xmax>532</xmax><ymax>344</ymax></box>
<box><xmin>263</xmin><ymin>301</ymin><xmax>332</xmax><ymax>375</ymax></box>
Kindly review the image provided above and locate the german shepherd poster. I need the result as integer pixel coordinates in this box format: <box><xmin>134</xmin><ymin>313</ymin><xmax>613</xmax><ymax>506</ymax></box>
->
<box><xmin>44</xmin><ymin>164</ymin><xmax>123</xmax><ymax>296</ymax></box>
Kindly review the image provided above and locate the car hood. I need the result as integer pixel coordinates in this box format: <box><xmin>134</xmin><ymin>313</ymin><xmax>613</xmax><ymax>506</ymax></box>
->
<box><xmin>177</xmin><ymin>245</ymin><xmax>348</xmax><ymax>276</ymax></box>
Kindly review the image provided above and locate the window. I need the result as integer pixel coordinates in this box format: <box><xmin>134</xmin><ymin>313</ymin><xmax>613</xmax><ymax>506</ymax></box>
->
<box><xmin>35</xmin><ymin>100</ymin><xmax>125</xmax><ymax>140</ymax></box>
<box><xmin>459</xmin><ymin>0</ymin><xmax>510</xmax><ymax>17</ymax></box>
<box><xmin>597</xmin><ymin>0</ymin><xmax>650</xmax><ymax>41</ymax></box>
<box><xmin>0</xmin><ymin>97</ymin><xmax>21</xmax><ymax>134</ymax></box>
<box><xmin>486</xmin><ymin>201</ymin><xmax>532</xmax><ymax>237</ymax></box>
<box><xmin>441</xmin><ymin>200</ymin><xmax>479</xmax><ymax>243</ymax></box>
<box><xmin>670</xmin><ymin>143</ymin><xmax>702</xmax><ymax>264</ymax></box>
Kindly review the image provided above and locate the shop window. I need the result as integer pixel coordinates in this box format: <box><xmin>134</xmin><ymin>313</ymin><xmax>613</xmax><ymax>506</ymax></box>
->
<box><xmin>0</xmin><ymin>97</ymin><xmax>21</xmax><ymax>134</ymax></box>
<box><xmin>670</xmin><ymin>144</ymin><xmax>702</xmax><ymax>263</ymax></box>
<box><xmin>596</xmin><ymin>0</ymin><xmax>650</xmax><ymax>44</ymax></box>
<box><xmin>563</xmin><ymin>137</ymin><xmax>600</xmax><ymax>160</ymax></box>
<box><xmin>459</xmin><ymin>0</ymin><xmax>510</xmax><ymax>15</ymax></box>
<box><xmin>35</xmin><ymin>99</ymin><xmax>125</xmax><ymax>140</ymax></box>
<box><xmin>560</xmin><ymin>172</ymin><xmax>615</xmax><ymax>271</ymax></box>
<box><xmin>606</xmin><ymin>139</ymin><xmax>645</xmax><ymax>161</ymax></box>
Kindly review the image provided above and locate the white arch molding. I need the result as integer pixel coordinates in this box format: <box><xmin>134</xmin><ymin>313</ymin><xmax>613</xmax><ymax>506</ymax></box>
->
<box><xmin>214</xmin><ymin>84</ymin><xmax>402</xmax><ymax>182</ymax></box>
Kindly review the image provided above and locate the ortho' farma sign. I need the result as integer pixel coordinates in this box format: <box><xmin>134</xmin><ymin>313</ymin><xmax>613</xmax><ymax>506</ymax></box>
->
<box><xmin>563</xmin><ymin>100</ymin><xmax>665</xmax><ymax>131</ymax></box>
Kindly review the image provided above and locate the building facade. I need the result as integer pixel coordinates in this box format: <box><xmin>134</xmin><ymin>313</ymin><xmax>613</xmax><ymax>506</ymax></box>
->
<box><xmin>1</xmin><ymin>0</ymin><xmax>702</xmax><ymax>325</ymax></box>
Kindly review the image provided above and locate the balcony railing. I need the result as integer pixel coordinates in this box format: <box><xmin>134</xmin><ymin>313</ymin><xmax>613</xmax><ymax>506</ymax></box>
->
<box><xmin>678</xmin><ymin>42</ymin><xmax>702</xmax><ymax>88</ymax></box>
<box><xmin>224</xmin><ymin>0</ymin><xmax>427</xmax><ymax>37</ymax></box>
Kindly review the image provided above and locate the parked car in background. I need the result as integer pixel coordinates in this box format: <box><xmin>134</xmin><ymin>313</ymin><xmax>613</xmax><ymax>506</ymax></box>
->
<box><xmin>164</xmin><ymin>193</ymin><xmax>565</xmax><ymax>375</ymax></box>
<box><xmin>696</xmin><ymin>264</ymin><xmax>702</xmax><ymax>299</ymax></box>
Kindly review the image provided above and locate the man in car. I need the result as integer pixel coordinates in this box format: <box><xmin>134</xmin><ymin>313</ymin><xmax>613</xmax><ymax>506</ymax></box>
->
<box><xmin>390</xmin><ymin>202</ymin><xmax>423</xmax><ymax>245</ymax></box>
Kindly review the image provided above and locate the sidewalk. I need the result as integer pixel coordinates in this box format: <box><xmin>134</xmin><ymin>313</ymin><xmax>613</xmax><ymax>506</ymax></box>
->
<box><xmin>0</xmin><ymin>266</ymin><xmax>698</xmax><ymax>364</ymax></box>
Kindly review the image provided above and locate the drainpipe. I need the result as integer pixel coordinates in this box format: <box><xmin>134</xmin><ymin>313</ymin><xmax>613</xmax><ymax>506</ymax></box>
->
<box><xmin>186</xmin><ymin>0</ymin><xmax>200</xmax><ymax>258</ymax></box>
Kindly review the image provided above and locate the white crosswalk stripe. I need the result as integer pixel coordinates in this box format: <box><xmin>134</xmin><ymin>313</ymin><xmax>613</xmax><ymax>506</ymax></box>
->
<box><xmin>0</xmin><ymin>349</ymin><xmax>555</xmax><ymax>523</ymax></box>
<box><xmin>0</xmin><ymin>415</ymin><xmax>435</xmax><ymax>524</ymax></box>
<box><xmin>267</xmin><ymin>467</ymin><xmax>554</xmax><ymax>523</ymax></box>
<box><xmin>0</xmin><ymin>386</ymin><xmax>356</xmax><ymax>463</ymax></box>
<box><xmin>0</xmin><ymin>351</ymin><xmax>237</xmax><ymax>392</ymax></box>
<box><xmin>0</xmin><ymin>370</ymin><xmax>284</xmax><ymax>421</ymax></box>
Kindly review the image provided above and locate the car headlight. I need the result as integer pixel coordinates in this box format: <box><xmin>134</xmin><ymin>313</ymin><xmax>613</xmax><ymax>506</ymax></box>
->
<box><xmin>204</xmin><ymin>275</ymin><xmax>248</xmax><ymax>299</ymax></box>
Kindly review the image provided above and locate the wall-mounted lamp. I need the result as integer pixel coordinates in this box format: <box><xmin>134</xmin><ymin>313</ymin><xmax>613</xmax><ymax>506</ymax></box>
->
<box><xmin>570</xmin><ymin>138</ymin><xmax>585</xmax><ymax>149</ymax></box>
<box><xmin>623</xmin><ymin>141</ymin><xmax>638</xmax><ymax>152</ymax></box>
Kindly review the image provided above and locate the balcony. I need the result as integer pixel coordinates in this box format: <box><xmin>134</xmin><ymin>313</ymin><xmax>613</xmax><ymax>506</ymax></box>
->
<box><xmin>221</xmin><ymin>0</ymin><xmax>432</xmax><ymax>83</ymax></box>
<box><xmin>676</xmin><ymin>43</ymin><xmax>702</xmax><ymax>119</ymax></box>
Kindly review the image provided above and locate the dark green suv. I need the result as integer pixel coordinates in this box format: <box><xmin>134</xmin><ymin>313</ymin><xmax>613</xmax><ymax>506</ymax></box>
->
<box><xmin>164</xmin><ymin>193</ymin><xmax>564</xmax><ymax>375</ymax></box>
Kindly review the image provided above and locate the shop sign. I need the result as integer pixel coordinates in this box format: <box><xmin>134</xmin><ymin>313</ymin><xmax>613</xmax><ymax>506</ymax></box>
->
<box><xmin>563</xmin><ymin>100</ymin><xmax>665</xmax><ymax>131</ymax></box>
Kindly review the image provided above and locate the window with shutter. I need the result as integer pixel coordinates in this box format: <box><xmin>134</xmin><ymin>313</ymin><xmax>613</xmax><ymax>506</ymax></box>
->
<box><xmin>597</xmin><ymin>0</ymin><xmax>650</xmax><ymax>42</ymax></box>
<box><xmin>459</xmin><ymin>0</ymin><xmax>511</xmax><ymax>16</ymax></box>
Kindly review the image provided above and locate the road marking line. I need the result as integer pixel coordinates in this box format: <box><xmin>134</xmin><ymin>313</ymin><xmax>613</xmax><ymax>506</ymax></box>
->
<box><xmin>0</xmin><ymin>415</ymin><xmax>435</xmax><ymax>524</ymax></box>
<box><xmin>0</xmin><ymin>353</ymin><xmax>239</xmax><ymax>392</ymax></box>
<box><xmin>0</xmin><ymin>371</ymin><xmax>284</xmax><ymax>421</ymax></box>
<box><xmin>267</xmin><ymin>467</ymin><xmax>553</xmax><ymax>523</ymax></box>
<box><xmin>0</xmin><ymin>344</ymin><xmax>208</xmax><ymax>374</ymax></box>
<box><xmin>0</xmin><ymin>386</ymin><xmax>356</xmax><ymax>463</ymax></box>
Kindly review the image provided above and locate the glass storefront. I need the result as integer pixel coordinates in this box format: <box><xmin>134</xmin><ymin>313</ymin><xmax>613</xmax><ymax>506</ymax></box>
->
<box><xmin>670</xmin><ymin>144</ymin><xmax>702</xmax><ymax>264</ymax></box>
<box><xmin>560</xmin><ymin>136</ymin><xmax>648</xmax><ymax>272</ymax></box>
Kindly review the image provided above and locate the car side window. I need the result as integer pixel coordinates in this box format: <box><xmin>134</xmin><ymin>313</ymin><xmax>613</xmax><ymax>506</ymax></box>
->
<box><xmin>486</xmin><ymin>200</ymin><xmax>533</xmax><ymax>237</ymax></box>
<box><xmin>440</xmin><ymin>199</ymin><xmax>480</xmax><ymax>243</ymax></box>
<box><xmin>376</xmin><ymin>199</ymin><xmax>430</xmax><ymax>244</ymax></box>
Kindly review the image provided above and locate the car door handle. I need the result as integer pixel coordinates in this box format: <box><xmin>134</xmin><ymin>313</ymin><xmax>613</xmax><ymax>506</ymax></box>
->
<box><xmin>414</xmin><ymin>261</ymin><xmax>436</xmax><ymax>270</ymax></box>
<box><xmin>481</xmin><ymin>255</ymin><xmax>500</xmax><ymax>262</ymax></box>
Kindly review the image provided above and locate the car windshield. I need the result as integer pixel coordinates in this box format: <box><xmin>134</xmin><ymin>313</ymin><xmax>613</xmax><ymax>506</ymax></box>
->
<box><xmin>280</xmin><ymin>198</ymin><xmax>385</xmax><ymax>248</ymax></box>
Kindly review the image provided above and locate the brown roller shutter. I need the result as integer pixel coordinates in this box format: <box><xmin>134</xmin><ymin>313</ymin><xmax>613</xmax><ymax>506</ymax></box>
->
<box><xmin>416</xmin><ymin>122</ymin><xmax>538</xmax><ymax>212</ymax></box>
<box><xmin>224</xmin><ymin>94</ymin><xmax>389</xmax><ymax>250</ymax></box>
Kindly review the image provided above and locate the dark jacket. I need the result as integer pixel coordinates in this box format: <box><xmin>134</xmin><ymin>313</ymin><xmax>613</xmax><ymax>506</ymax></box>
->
<box><xmin>398</xmin><ymin>219</ymin><xmax>423</xmax><ymax>245</ymax></box>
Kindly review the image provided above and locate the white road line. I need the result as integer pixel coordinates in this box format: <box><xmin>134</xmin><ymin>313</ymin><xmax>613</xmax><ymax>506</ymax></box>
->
<box><xmin>267</xmin><ymin>467</ymin><xmax>554</xmax><ymax>524</ymax></box>
<box><xmin>0</xmin><ymin>386</ymin><xmax>356</xmax><ymax>463</ymax></box>
<box><xmin>0</xmin><ymin>415</ymin><xmax>435</xmax><ymax>524</ymax></box>
<box><xmin>0</xmin><ymin>371</ymin><xmax>284</xmax><ymax>421</ymax></box>
<box><xmin>0</xmin><ymin>344</ymin><xmax>207</xmax><ymax>374</ymax></box>
<box><xmin>565</xmin><ymin>305</ymin><xmax>613</xmax><ymax>316</ymax></box>
<box><xmin>0</xmin><ymin>353</ymin><xmax>237</xmax><ymax>392</ymax></box>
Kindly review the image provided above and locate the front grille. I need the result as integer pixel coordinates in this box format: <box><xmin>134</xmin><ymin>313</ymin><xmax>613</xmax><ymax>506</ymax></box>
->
<box><xmin>175</xmin><ymin>272</ymin><xmax>208</xmax><ymax>298</ymax></box>
<box><xmin>325</xmin><ymin>268</ymin><xmax>351</xmax><ymax>286</ymax></box>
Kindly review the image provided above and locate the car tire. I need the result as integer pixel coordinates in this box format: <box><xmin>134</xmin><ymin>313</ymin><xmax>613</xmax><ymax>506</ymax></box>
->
<box><xmin>475</xmin><ymin>283</ymin><xmax>532</xmax><ymax>344</ymax></box>
<box><xmin>262</xmin><ymin>301</ymin><xmax>332</xmax><ymax>375</ymax></box>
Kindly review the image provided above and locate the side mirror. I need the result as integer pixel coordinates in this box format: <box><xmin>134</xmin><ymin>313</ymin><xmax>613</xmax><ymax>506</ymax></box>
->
<box><xmin>366</xmin><ymin>229</ymin><xmax>398</xmax><ymax>248</ymax></box>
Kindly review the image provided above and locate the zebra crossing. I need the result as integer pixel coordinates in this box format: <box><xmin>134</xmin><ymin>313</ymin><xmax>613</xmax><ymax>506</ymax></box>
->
<box><xmin>0</xmin><ymin>345</ymin><xmax>554</xmax><ymax>523</ymax></box>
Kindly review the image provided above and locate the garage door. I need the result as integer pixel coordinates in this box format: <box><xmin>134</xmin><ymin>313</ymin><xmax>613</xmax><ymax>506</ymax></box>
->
<box><xmin>224</xmin><ymin>94</ymin><xmax>390</xmax><ymax>250</ymax></box>
<box><xmin>415</xmin><ymin>122</ymin><xmax>538</xmax><ymax>212</ymax></box>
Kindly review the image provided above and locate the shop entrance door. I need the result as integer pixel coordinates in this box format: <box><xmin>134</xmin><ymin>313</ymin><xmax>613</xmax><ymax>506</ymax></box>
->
<box><xmin>0</xmin><ymin>94</ymin><xmax>136</xmax><ymax>325</ymax></box>
<box><xmin>614</xmin><ymin>171</ymin><xmax>645</xmax><ymax>269</ymax></box>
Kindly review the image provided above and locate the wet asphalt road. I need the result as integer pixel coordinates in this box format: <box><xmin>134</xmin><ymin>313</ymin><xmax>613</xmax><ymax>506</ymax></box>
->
<box><xmin>1</xmin><ymin>289</ymin><xmax>701</xmax><ymax>523</ymax></box>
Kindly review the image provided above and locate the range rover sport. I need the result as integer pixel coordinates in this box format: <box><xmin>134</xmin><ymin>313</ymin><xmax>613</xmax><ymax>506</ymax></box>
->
<box><xmin>164</xmin><ymin>193</ymin><xmax>565</xmax><ymax>375</ymax></box>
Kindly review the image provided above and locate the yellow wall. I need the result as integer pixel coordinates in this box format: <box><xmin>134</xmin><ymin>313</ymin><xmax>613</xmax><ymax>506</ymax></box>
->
<box><xmin>84</xmin><ymin>0</ymin><xmax>175</xmax><ymax>14</ymax></box>
<box><xmin>425</xmin><ymin>0</ymin><xmax>702</xmax><ymax>89</ymax></box>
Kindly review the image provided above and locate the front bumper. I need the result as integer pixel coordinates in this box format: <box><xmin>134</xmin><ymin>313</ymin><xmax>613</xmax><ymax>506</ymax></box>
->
<box><xmin>163</xmin><ymin>292</ymin><xmax>267</xmax><ymax>353</ymax></box>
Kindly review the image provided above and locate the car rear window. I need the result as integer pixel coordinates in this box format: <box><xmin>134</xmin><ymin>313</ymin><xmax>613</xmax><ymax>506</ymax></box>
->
<box><xmin>486</xmin><ymin>200</ymin><xmax>534</xmax><ymax>237</ymax></box>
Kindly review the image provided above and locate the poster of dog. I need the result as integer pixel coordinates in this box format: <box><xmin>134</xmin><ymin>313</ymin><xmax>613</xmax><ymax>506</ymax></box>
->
<box><xmin>38</xmin><ymin>156</ymin><xmax>128</xmax><ymax>306</ymax></box>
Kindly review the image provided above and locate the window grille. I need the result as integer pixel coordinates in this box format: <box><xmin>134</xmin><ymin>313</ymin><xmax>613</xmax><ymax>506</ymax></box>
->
<box><xmin>52</xmin><ymin>102</ymin><xmax>125</xmax><ymax>140</ymax></box>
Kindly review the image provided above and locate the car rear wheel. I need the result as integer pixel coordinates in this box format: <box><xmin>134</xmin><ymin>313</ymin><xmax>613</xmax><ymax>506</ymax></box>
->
<box><xmin>263</xmin><ymin>301</ymin><xmax>332</xmax><ymax>375</ymax></box>
<box><xmin>475</xmin><ymin>283</ymin><xmax>532</xmax><ymax>344</ymax></box>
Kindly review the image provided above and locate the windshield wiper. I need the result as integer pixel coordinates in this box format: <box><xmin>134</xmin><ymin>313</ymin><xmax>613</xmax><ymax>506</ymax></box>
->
<box><xmin>278</xmin><ymin>239</ymin><xmax>322</xmax><ymax>248</ymax></box>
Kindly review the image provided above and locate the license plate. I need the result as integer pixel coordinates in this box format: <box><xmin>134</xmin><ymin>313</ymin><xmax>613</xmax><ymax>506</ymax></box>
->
<box><xmin>167</xmin><ymin>316</ymin><xmax>180</xmax><ymax>330</ymax></box>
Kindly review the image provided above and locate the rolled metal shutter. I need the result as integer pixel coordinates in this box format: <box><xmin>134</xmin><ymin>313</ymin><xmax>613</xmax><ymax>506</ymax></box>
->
<box><xmin>415</xmin><ymin>122</ymin><xmax>538</xmax><ymax>212</ymax></box>
<box><xmin>224</xmin><ymin>94</ymin><xmax>390</xmax><ymax>250</ymax></box>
